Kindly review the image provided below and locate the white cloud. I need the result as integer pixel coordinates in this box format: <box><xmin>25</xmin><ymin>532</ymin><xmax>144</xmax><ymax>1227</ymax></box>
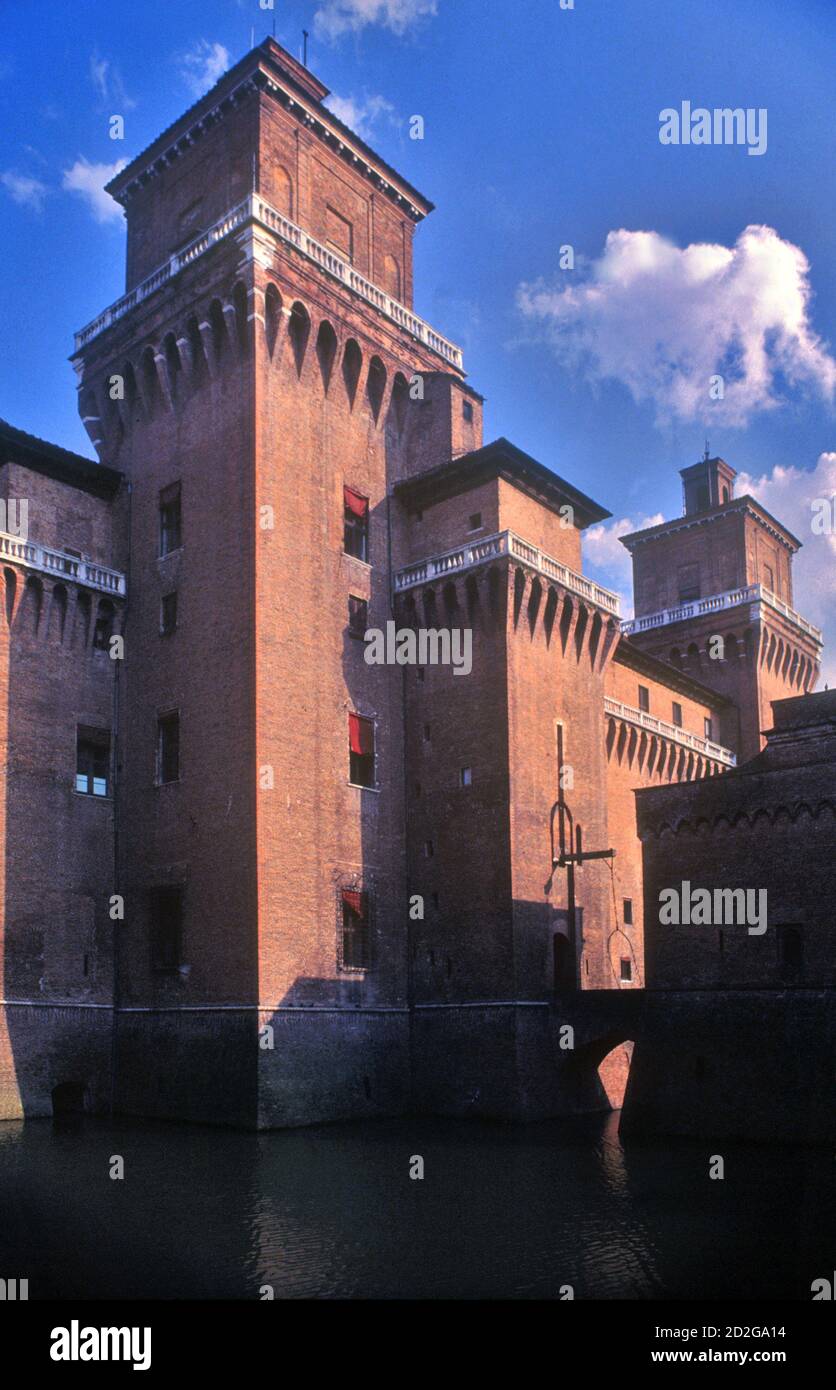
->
<box><xmin>326</xmin><ymin>92</ymin><xmax>398</xmax><ymax>141</ymax></box>
<box><xmin>179</xmin><ymin>40</ymin><xmax>230</xmax><ymax>99</ymax></box>
<box><xmin>518</xmin><ymin>226</ymin><xmax>836</xmax><ymax>428</ymax></box>
<box><xmin>315</xmin><ymin>0</ymin><xmax>437</xmax><ymax>40</ymax></box>
<box><xmin>89</xmin><ymin>51</ymin><xmax>136</xmax><ymax>110</ymax></box>
<box><xmin>583</xmin><ymin>513</ymin><xmax>665</xmax><ymax>620</ymax></box>
<box><xmin>1</xmin><ymin>170</ymin><xmax>47</xmax><ymax>212</ymax></box>
<box><xmin>62</xmin><ymin>158</ymin><xmax>126</xmax><ymax>224</ymax></box>
<box><xmin>738</xmin><ymin>452</ymin><xmax>836</xmax><ymax>688</ymax></box>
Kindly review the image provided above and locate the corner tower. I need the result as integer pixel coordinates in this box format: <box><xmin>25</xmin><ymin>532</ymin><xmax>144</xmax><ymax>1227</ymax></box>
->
<box><xmin>71</xmin><ymin>38</ymin><xmax>470</xmax><ymax>1127</ymax></box>
<box><xmin>621</xmin><ymin>454</ymin><xmax>822</xmax><ymax>761</ymax></box>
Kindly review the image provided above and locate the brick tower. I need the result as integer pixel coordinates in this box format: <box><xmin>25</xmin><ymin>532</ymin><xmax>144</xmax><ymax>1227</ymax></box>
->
<box><xmin>620</xmin><ymin>454</ymin><xmax>822</xmax><ymax>761</ymax></box>
<box><xmin>72</xmin><ymin>38</ymin><xmax>475</xmax><ymax>1126</ymax></box>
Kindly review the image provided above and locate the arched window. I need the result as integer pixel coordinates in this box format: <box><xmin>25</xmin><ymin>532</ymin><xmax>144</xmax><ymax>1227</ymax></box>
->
<box><xmin>273</xmin><ymin>165</ymin><xmax>293</xmax><ymax>220</ymax></box>
<box><xmin>383</xmin><ymin>253</ymin><xmax>401</xmax><ymax>300</ymax></box>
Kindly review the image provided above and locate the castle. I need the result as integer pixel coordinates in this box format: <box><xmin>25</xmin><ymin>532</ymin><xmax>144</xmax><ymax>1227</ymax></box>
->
<box><xmin>0</xmin><ymin>40</ymin><xmax>825</xmax><ymax>1131</ymax></box>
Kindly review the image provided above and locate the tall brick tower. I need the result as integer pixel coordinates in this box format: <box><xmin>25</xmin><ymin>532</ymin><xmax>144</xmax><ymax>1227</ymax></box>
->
<box><xmin>620</xmin><ymin>453</ymin><xmax>822</xmax><ymax>761</ymax></box>
<box><xmin>71</xmin><ymin>38</ymin><xmax>477</xmax><ymax>1127</ymax></box>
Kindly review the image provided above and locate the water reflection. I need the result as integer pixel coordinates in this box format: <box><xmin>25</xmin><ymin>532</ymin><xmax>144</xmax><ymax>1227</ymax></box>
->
<box><xmin>0</xmin><ymin>1113</ymin><xmax>830</xmax><ymax>1299</ymax></box>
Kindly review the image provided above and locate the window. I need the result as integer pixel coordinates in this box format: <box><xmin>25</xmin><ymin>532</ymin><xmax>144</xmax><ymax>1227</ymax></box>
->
<box><xmin>157</xmin><ymin>711</ymin><xmax>180</xmax><ymax>784</ymax></box>
<box><xmin>638</xmin><ymin>685</ymin><xmax>650</xmax><ymax>713</ymax></box>
<box><xmin>462</xmin><ymin>399</ymin><xmax>474</xmax><ymax>423</ymax></box>
<box><xmin>348</xmin><ymin>595</ymin><xmax>368</xmax><ymax>638</ymax></box>
<box><xmin>343</xmin><ymin>485</ymin><xmax>369</xmax><ymax>562</ymax></box>
<box><xmin>349</xmin><ymin>712</ymin><xmax>375</xmax><ymax>787</ymax></box>
<box><xmin>150</xmin><ymin>886</ymin><xmax>183</xmax><ymax>973</ymax></box>
<box><xmin>623</xmin><ymin>898</ymin><xmax>633</xmax><ymax>926</ymax></box>
<box><xmin>423</xmin><ymin>723</ymin><xmax>431</xmax><ymax>742</ymax></box>
<box><xmin>160</xmin><ymin>592</ymin><xmax>178</xmax><ymax>636</ymax></box>
<box><xmin>672</xmin><ymin>702</ymin><xmax>683</xmax><ymax>729</ymax></box>
<box><xmin>325</xmin><ymin>205</ymin><xmax>354</xmax><ymax>263</ymax></box>
<box><xmin>467</xmin><ymin>512</ymin><xmax>482</xmax><ymax>532</ymax></box>
<box><xmin>460</xmin><ymin>766</ymin><xmax>472</xmax><ymax>787</ymax></box>
<box><xmin>704</xmin><ymin>715</ymin><xmax>713</xmax><ymax>740</ymax></box>
<box><xmin>76</xmin><ymin>727</ymin><xmax>110</xmax><ymax>797</ymax></box>
<box><xmin>340</xmin><ymin>889</ymin><xmax>369</xmax><ymax>971</ymax></box>
<box><xmin>424</xmin><ymin>840</ymin><xmax>434</xmax><ymax>859</ymax></box>
<box><xmin>777</xmin><ymin>925</ymin><xmax>803</xmax><ymax>977</ymax></box>
<box><xmin>159</xmin><ymin>483</ymin><xmax>182</xmax><ymax>557</ymax></box>
<box><xmin>677</xmin><ymin>563</ymin><xmax>700</xmax><ymax>603</ymax></box>
<box><xmin>92</xmin><ymin>600</ymin><xmax>115</xmax><ymax>651</ymax></box>
<box><xmin>763</xmin><ymin>563</ymin><xmax>774</xmax><ymax>594</ymax></box>
<box><xmin>620</xmin><ymin>957</ymin><xmax>633</xmax><ymax>982</ymax></box>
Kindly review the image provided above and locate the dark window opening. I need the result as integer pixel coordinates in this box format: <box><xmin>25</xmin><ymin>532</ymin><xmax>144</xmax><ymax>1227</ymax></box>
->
<box><xmin>161</xmin><ymin>592</ymin><xmax>178</xmax><ymax>636</ymax></box>
<box><xmin>460</xmin><ymin>766</ymin><xmax>472</xmax><ymax>787</ymax></box>
<box><xmin>76</xmin><ymin>727</ymin><xmax>110</xmax><ymax>797</ymax></box>
<box><xmin>349</xmin><ymin>712</ymin><xmax>375</xmax><ymax>787</ymax></box>
<box><xmin>462</xmin><ymin>399</ymin><xmax>474</xmax><ymax>423</ymax></box>
<box><xmin>468</xmin><ymin>512</ymin><xmax>482</xmax><ymax>532</ymax></box>
<box><xmin>157</xmin><ymin>711</ymin><xmax>180</xmax><ymax>785</ymax></box>
<box><xmin>620</xmin><ymin>957</ymin><xmax>633</xmax><ymax>982</ymax></box>
<box><xmin>777</xmin><ymin>924</ymin><xmax>803</xmax><ymax>977</ymax></box>
<box><xmin>343</xmin><ymin>485</ymin><xmax>369</xmax><ymax>562</ymax></box>
<box><xmin>150</xmin><ymin>885</ymin><xmax>183</xmax><ymax>974</ymax></box>
<box><xmin>348</xmin><ymin>594</ymin><xmax>368</xmax><ymax>638</ymax></box>
<box><xmin>340</xmin><ymin>889</ymin><xmax>369</xmax><ymax>971</ymax></box>
<box><xmin>704</xmin><ymin>715</ymin><xmax>713</xmax><ymax>740</ymax></box>
<box><xmin>638</xmin><ymin>685</ymin><xmax>650</xmax><ymax>713</ymax></box>
<box><xmin>92</xmin><ymin>600</ymin><xmax>115</xmax><ymax>651</ymax></box>
<box><xmin>623</xmin><ymin>897</ymin><xmax>633</xmax><ymax>925</ymax></box>
<box><xmin>677</xmin><ymin>563</ymin><xmax>700</xmax><ymax>603</ymax></box>
<box><xmin>159</xmin><ymin>483</ymin><xmax>182</xmax><ymax>557</ymax></box>
<box><xmin>672</xmin><ymin>702</ymin><xmax>683</xmax><ymax>729</ymax></box>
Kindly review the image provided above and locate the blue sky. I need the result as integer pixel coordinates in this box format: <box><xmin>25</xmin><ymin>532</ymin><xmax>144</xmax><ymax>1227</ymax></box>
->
<box><xmin>1</xmin><ymin>0</ymin><xmax>834</xmax><ymax>674</ymax></box>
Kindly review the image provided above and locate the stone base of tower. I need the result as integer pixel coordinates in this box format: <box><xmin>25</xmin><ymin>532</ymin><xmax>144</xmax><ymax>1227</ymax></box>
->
<box><xmin>0</xmin><ymin>1003</ymin><xmax>113</xmax><ymax>1120</ymax></box>
<box><xmin>114</xmin><ymin>1010</ymin><xmax>259</xmax><ymax>1128</ymax></box>
<box><xmin>256</xmin><ymin>1009</ymin><xmax>410</xmax><ymax>1129</ymax></box>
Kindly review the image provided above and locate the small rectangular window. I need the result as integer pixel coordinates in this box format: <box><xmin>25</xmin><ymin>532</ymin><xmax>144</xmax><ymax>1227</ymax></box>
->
<box><xmin>349</xmin><ymin>712</ymin><xmax>375</xmax><ymax>787</ymax></box>
<box><xmin>704</xmin><ymin>715</ymin><xmax>713</xmax><ymax>741</ymax></box>
<box><xmin>620</xmin><ymin>957</ymin><xmax>632</xmax><ymax>982</ymax></box>
<box><xmin>462</xmin><ymin>399</ymin><xmax>474</xmax><ymax>423</ymax></box>
<box><xmin>467</xmin><ymin>512</ymin><xmax>482</xmax><ymax>532</ymax></box>
<box><xmin>677</xmin><ymin>563</ymin><xmax>700</xmax><ymax>603</ymax></box>
<box><xmin>157</xmin><ymin>711</ymin><xmax>180</xmax><ymax>784</ymax></box>
<box><xmin>150</xmin><ymin>885</ymin><xmax>183</xmax><ymax>973</ymax></box>
<box><xmin>160</xmin><ymin>592</ymin><xmax>178</xmax><ymax>636</ymax></box>
<box><xmin>763</xmin><ymin>564</ymin><xmax>774</xmax><ymax>594</ymax></box>
<box><xmin>460</xmin><ymin>766</ymin><xmax>472</xmax><ymax>787</ymax></box>
<box><xmin>76</xmin><ymin>727</ymin><xmax>110</xmax><ymax>797</ymax></box>
<box><xmin>623</xmin><ymin>898</ymin><xmax>633</xmax><ymax>926</ymax></box>
<box><xmin>424</xmin><ymin>840</ymin><xmax>434</xmax><ymax>859</ymax></box>
<box><xmin>159</xmin><ymin>483</ymin><xmax>182</xmax><ymax>557</ymax></box>
<box><xmin>340</xmin><ymin>889</ymin><xmax>369</xmax><ymax>971</ymax></box>
<box><xmin>348</xmin><ymin>594</ymin><xmax>368</xmax><ymax>638</ymax></box>
<box><xmin>638</xmin><ymin>685</ymin><xmax>650</xmax><ymax>713</ymax></box>
<box><xmin>672</xmin><ymin>702</ymin><xmax>683</xmax><ymax>729</ymax></box>
<box><xmin>343</xmin><ymin>486</ymin><xmax>369</xmax><ymax>562</ymax></box>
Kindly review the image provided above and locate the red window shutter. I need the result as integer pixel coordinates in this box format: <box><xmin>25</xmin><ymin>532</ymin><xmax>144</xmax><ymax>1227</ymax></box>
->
<box><xmin>344</xmin><ymin>485</ymin><xmax>369</xmax><ymax>519</ymax></box>
<box><xmin>342</xmin><ymin>889</ymin><xmax>367</xmax><ymax>918</ymax></box>
<box><xmin>349</xmin><ymin>713</ymin><xmax>373</xmax><ymax>757</ymax></box>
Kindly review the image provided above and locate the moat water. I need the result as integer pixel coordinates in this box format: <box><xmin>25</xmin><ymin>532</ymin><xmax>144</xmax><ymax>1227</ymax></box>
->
<box><xmin>0</xmin><ymin>1112</ymin><xmax>831</xmax><ymax>1300</ymax></box>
